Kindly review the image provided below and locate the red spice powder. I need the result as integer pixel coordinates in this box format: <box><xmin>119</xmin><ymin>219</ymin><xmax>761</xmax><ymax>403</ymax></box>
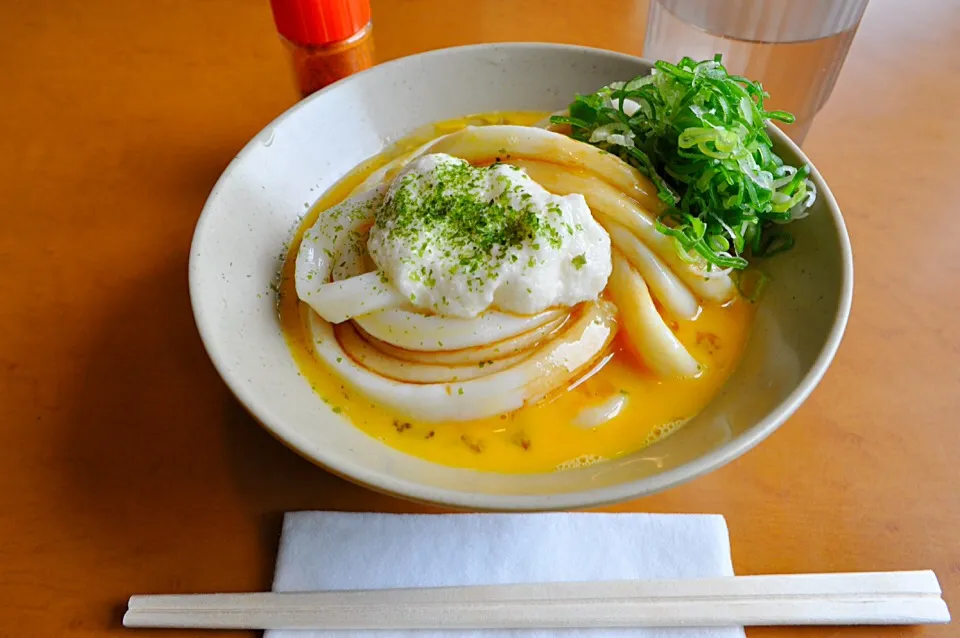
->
<box><xmin>287</xmin><ymin>24</ymin><xmax>374</xmax><ymax>97</ymax></box>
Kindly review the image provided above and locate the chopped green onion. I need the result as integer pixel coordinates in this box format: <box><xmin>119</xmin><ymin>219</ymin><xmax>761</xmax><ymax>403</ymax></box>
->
<box><xmin>755</xmin><ymin>231</ymin><xmax>795</xmax><ymax>257</ymax></box>
<box><xmin>736</xmin><ymin>268</ymin><xmax>770</xmax><ymax>302</ymax></box>
<box><xmin>560</xmin><ymin>55</ymin><xmax>816</xmax><ymax>270</ymax></box>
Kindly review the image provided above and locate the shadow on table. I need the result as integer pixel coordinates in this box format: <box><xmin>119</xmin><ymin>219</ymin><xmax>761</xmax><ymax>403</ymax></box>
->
<box><xmin>220</xmin><ymin>395</ymin><xmax>447</xmax><ymax>515</ymax></box>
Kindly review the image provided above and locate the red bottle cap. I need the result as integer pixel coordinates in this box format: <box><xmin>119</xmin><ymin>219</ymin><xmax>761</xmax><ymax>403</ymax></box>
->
<box><xmin>269</xmin><ymin>0</ymin><xmax>371</xmax><ymax>46</ymax></box>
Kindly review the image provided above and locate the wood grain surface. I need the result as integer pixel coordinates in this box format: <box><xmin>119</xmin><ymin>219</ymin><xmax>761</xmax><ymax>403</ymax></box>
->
<box><xmin>1</xmin><ymin>1</ymin><xmax>958</xmax><ymax>636</ymax></box>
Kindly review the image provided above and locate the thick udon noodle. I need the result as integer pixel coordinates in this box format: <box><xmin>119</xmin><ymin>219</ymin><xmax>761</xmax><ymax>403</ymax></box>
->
<box><xmin>281</xmin><ymin>112</ymin><xmax>754</xmax><ymax>472</ymax></box>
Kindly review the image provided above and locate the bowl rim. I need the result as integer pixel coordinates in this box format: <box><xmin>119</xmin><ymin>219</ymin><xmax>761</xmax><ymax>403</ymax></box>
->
<box><xmin>189</xmin><ymin>42</ymin><xmax>854</xmax><ymax>511</ymax></box>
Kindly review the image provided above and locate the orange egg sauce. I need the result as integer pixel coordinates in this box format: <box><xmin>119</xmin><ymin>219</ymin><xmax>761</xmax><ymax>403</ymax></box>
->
<box><xmin>279</xmin><ymin>112</ymin><xmax>755</xmax><ymax>474</ymax></box>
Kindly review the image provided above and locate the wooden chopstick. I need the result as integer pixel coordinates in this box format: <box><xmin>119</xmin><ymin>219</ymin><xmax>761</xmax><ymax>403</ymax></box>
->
<box><xmin>123</xmin><ymin>570</ymin><xmax>951</xmax><ymax>630</ymax></box>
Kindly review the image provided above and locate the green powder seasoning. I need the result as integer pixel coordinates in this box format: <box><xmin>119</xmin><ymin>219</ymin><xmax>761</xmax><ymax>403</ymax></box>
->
<box><xmin>375</xmin><ymin>159</ymin><xmax>567</xmax><ymax>291</ymax></box>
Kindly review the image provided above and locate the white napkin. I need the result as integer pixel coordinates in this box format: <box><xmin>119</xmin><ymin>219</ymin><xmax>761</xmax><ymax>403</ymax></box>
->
<box><xmin>269</xmin><ymin>512</ymin><xmax>744</xmax><ymax>638</ymax></box>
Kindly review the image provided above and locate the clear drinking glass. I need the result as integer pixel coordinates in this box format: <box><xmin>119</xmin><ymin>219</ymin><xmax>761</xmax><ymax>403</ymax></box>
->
<box><xmin>643</xmin><ymin>0</ymin><xmax>869</xmax><ymax>145</ymax></box>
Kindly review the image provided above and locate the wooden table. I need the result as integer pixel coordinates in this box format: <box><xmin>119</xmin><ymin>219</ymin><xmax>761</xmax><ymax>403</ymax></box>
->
<box><xmin>2</xmin><ymin>0</ymin><xmax>958</xmax><ymax>635</ymax></box>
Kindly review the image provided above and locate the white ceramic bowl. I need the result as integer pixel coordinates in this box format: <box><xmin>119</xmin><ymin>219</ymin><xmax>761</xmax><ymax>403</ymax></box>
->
<box><xmin>190</xmin><ymin>43</ymin><xmax>853</xmax><ymax>510</ymax></box>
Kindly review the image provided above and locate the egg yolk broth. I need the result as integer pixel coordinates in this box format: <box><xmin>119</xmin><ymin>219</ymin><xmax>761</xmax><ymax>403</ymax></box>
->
<box><xmin>279</xmin><ymin>111</ymin><xmax>755</xmax><ymax>474</ymax></box>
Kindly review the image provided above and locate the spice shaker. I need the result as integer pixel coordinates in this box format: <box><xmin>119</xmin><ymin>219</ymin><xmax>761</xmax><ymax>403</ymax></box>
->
<box><xmin>269</xmin><ymin>0</ymin><xmax>374</xmax><ymax>98</ymax></box>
